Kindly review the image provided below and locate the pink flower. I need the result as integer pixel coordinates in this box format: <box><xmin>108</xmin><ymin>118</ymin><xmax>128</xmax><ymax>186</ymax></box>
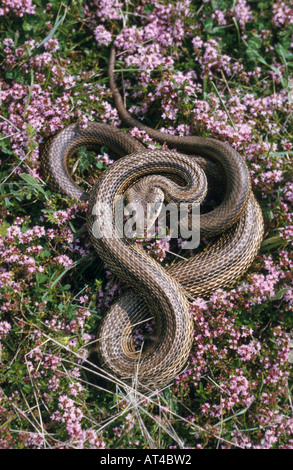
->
<box><xmin>237</xmin><ymin>340</ymin><xmax>261</xmax><ymax>361</ymax></box>
<box><xmin>232</xmin><ymin>0</ymin><xmax>254</xmax><ymax>30</ymax></box>
<box><xmin>53</xmin><ymin>255</ymin><xmax>73</xmax><ymax>268</ymax></box>
<box><xmin>0</xmin><ymin>0</ymin><xmax>36</xmax><ymax>17</ymax></box>
<box><xmin>43</xmin><ymin>37</ymin><xmax>59</xmax><ymax>53</ymax></box>
<box><xmin>0</xmin><ymin>321</ymin><xmax>11</xmax><ymax>338</ymax></box>
<box><xmin>94</xmin><ymin>25</ymin><xmax>112</xmax><ymax>46</ymax></box>
<box><xmin>272</xmin><ymin>1</ymin><xmax>293</xmax><ymax>28</ymax></box>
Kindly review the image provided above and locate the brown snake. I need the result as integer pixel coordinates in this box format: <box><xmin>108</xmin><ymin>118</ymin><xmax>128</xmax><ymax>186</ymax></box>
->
<box><xmin>39</xmin><ymin>46</ymin><xmax>264</xmax><ymax>391</ymax></box>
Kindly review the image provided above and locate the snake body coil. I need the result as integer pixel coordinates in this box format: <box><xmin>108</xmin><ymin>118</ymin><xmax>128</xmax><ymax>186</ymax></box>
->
<box><xmin>40</xmin><ymin>47</ymin><xmax>264</xmax><ymax>390</ymax></box>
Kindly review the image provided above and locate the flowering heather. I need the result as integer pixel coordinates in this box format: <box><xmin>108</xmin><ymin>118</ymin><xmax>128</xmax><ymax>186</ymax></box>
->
<box><xmin>0</xmin><ymin>0</ymin><xmax>292</xmax><ymax>450</ymax></box>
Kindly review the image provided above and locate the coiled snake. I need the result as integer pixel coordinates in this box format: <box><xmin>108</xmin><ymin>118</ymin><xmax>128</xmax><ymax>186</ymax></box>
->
<box><xmin>40</xmin><ymin>46</ymin><xmax>264</xmax><ymax>391</ymax></box>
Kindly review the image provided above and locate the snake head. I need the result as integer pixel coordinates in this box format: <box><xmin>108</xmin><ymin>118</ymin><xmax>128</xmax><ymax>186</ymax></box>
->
<box><xmin>124</xmin><ymin>179</ymin><xmax>165</xmax><ymax>239</ymax></box>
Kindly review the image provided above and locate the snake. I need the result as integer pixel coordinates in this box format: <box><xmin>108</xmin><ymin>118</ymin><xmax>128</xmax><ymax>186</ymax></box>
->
<box><xmin>39</xmin><ymin>45</ymin><xmax>264</xmax><ymax>391</ymax></box>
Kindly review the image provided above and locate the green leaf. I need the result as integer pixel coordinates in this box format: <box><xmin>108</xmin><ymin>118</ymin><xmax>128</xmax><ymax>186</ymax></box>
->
<box><xmin>0</xmin><ymin>140</ymin><xmax>13</xmax><ymax>155</ymax></box>
<box><xmin>248</xmin><ymin>35</ymin><xmax>262</xmax><ymax>50</ymax></box>
<box><xmin>68</xmin><ymin>221</ymin><xmax>76</xmax><ymax>233</ymax></box>
<box><xmin>42</xmin><ymin>255</ymin><xmax>91</xmax><ymax>299</ymax></box>
<box><xmin>24</xmin><ymin>69</ymin><xmax>34</xmax><ymax>118</ymax></box>
<box><xmin>211</xmin><ymin>81</ymin><xmax>238</xmax><ymax>134</ymax></box>
<box><xmin>55</xmin><ymin>335</ymin><xmax>71</xmax><ymax>346</ymax></box>
<box><xmin>96</xmin><ymin>160</ymin><xmax>104</xmax><ymax>169</ymax></box>
<box><xmin>61</xmin><ymin>284</ymin><xmax>71</xmax><ymax>291</ymax></box>
<box><xmin>272</xmin><ymin>287</ymin><xmax>289</xmax><ymax>301</ymax></box>
<box><xmin>260</xmin><ymin>151</ymin><xmax>293</xmax><ymax>157</ymax></box>
<box><xmin>19</xmin><ymin>173</ymin><xmax>48</xmax><ymax>199</ymax></box>
<box><xmin>0</xmin><ymin>221</ymin><xmax>10</xmax><ymax>236</ymax></box>
<box><xmin>142</xmin><ymin>3</ymin><xmax>155</xmax><ymax>14</ymax></box>
<box><xmin>203</xmin><ymin>18</ymin><xmax>214</xmax><ymax>34</ymax></box>
<box><xmin>145</xmin><ymin>141</ymin><xmax>162</xmax><ymax>149</ymax></box>
<box><xmin>37</xmin><ymin>8</ymin><xmax>67</xmax><ymax>49</ymax></box>
<box><xmin>40</xmin><ymin>249</ymin><xmax>51</xmax><ymax>258</ymax></box>
<box><xmin>276</xmin><ymin>43</ymin><xmax>293</xmax><ymax>60</ymax></box>
<box><xmin>36</xmin><ymin>272</ymin><xmax>49</xmax><ymax>284</ymax></box>
<box><xmin>22</xmin><ymin>22</ymin><xmax>32</xmax><ymax>32</ymax></box>
<box><xmin>262</xmin><ymin>208</ymin><xmax>274</xmax><ymax>221</ymax></box>
<box><xmin>261</xmin><ymin>234</ymin><xmax>284</xmax><ymax>251</ymax></box>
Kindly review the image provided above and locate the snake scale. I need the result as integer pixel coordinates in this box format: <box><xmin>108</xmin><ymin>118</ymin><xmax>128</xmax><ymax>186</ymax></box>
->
<box><xmin>39</xmin><ymin>46</ymin><xmax>264</xmax><ymax>391</ymax></box>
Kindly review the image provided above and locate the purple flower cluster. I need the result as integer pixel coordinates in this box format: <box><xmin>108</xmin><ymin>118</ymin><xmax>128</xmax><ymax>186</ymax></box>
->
<box><xmin>0</xmin><ymin>0</ymin><xmax>36</xmax><ymax>17</ymax></box>
<box><xmin>94</xmin><ymin>25</ymin><xmax>112</xmax><ymax>47</ymax></box>
<box><xmin>272</xmin><ymin>0</ymin><xmax>293</xmax><ymax>28</ymax></box>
